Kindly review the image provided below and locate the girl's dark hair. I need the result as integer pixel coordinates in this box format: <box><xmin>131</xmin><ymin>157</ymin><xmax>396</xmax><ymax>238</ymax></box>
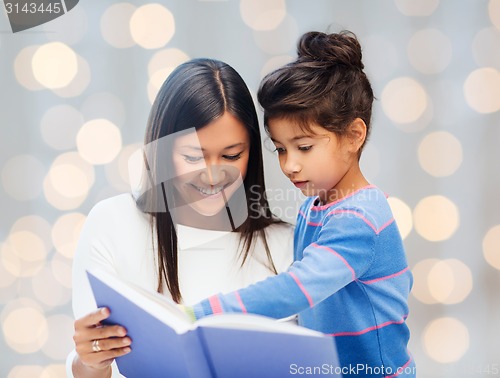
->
<box><xmin>139</xmin><ymin>58</ymin><xmax>282</xmax><ymax>303</ymax></box>
<box><xmin>258</xmin><ymin>30</ymin><xmax>374</xmax><ymax>153</ymax></box>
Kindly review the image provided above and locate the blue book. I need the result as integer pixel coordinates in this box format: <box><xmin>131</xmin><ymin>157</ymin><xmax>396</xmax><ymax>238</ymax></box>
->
<box><xmin>86</xmin><ymin>268</ymin><xmax>342</xmax><ymax>378</ymax></box>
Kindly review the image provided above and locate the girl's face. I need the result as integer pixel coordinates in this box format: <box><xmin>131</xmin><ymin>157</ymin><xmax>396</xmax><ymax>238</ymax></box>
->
<box><xmin>268</xmin><ymin>118</ymin><xmax>366</xmax><ymax>205</ymax></box>
<box><xmin>171</xmin><ymin>112</ymin><xmax>250</xmax><ymax>216</ymax></box>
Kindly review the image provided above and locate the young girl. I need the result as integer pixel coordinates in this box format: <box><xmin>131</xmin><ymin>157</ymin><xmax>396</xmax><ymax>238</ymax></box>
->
<box><xmin>67</xmin><ymin>59</ymin><xmax>294</xmax><ymax>378</ymax></box>
<box><xmin>186</xmin><ymin>31</ymin><xmax>415</xmax><ymax>377</ymax></box>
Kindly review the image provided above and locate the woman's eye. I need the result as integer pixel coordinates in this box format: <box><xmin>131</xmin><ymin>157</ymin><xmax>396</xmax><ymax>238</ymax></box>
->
<box><xmin>298</xmin><ymin>145</ymin><xmax>312</xmax><ymax>151</ymax></box>
<box><xmin>274</xmin><ymin>147</ymin><xmax>286</xmax><ymax>154</ymax></box>
<box><xmin>223</xmin><ymin>153</ymin><xmax>242</xmax><ymax>161</ymax></box>
<box><xmin>182</xmin><ymin>155</ymin><xmax>204</xmax><ymax>163</ymax></box>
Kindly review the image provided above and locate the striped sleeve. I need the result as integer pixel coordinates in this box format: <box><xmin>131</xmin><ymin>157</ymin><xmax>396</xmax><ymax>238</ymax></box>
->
<box><xmin>191</xmin><ymin>212</ymin><xmax>376</xmax><ymax>319</ymax></box>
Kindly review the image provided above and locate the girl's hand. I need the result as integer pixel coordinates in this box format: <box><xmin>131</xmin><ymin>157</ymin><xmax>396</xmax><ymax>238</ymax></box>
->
<box><xmin>72</xmin><ymin>307</ymin><xmax>131</xmax><ymax>373</ymax></box>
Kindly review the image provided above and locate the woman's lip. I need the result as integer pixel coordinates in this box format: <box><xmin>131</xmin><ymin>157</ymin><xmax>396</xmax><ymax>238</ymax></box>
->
<box><xmin>293</xmin><ymin>181</ymin><xmax>308</xmax><ymax>189</ymax></box>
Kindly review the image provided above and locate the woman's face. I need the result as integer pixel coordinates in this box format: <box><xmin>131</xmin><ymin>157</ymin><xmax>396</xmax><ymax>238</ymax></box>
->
<box><xmin>171</xmin><ymin>112</ymin><xmax>250</xmax><ymax>217</ymax></box>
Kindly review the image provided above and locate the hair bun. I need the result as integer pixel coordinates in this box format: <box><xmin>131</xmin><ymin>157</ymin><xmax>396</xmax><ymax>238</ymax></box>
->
<box><xmin>297</xmin><ymin>31</ymin><xmax>364</xmax><ymax>70</ymax></box>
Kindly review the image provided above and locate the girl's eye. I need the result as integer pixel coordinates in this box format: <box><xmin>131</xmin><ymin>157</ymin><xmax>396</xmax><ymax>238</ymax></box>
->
<box><xmin>274</xmin><ymin>147</ymin><xmax>286</xmax><ymax>154</ymax></box>
<box><xmin>299</xmin><ymin>145</ymin><xmax>312</xmax><ymax>151</ymax></box>
<box><xmin>223</xmin><ymin>153</ymin><xmax>242</xmax><ymax>161</ymax></box>
<box><xmin>182</xmin><ymin>155</ymin><xmax>204</xmax><ymax>163</ymax></box>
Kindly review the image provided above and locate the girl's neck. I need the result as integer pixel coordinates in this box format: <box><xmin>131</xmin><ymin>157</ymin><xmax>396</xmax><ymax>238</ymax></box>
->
<box><xmin>320</xmin><ymin>166</ymin><xmax>369</xmax><ymax>206</ymax></box>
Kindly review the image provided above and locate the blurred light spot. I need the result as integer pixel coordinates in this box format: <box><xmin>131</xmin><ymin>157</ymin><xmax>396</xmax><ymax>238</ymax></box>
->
<box><xmin>32</xmin><ymin>266</ymin><xmax>71</xmax><ymax>307</ymax></box>
<box><xmin>51</xmin><ymin>254</ymin><xmax>73</xmax><ymax>289</ymax></box>
<box><xmin>43</xmin><ymin>152</ymin><xmax>95</xmax><ymax>210</ymax></box>
<box><xmin>360</xmin><ymin>143</ymin><xmax>380</xmax><ymax>182</ymax></box>
<box><xmin>260</xmin><ymin>55</ymin><xmax>293</xmax><ymax>78</ymax></box>
<box><xmin>253</xmin><ymin>14</ymin><xmax>298</xmax><ymax>55</ymax></box>
<box><xmin>77</xmin><ymin>119</ymin><xmax>122</xmax><ymax>165</ymax></box>
<box><xmin>363</xmin><ymin>36</ymin><xmax>399</xmax><ymax>81</ymax></box>
<box><xmin>41</xmin><ymin>315</ymin><xmax>75</xmax><ymax>360</ymax></box>
<box><xmin>130</xmin><ymin>4</ymin><xmax>175</xmax><ymax>49</ymax></box>
<box><xmin>52</xmin><ymin>54</ymin><xmax>91</xmax><ymax>98</ymax></box>
<box><xmin>483</xmin><ymin>225</ymin><xmax>500</xmax><ymax>270</ymax></box>
<box><xmin>408</xmin><ymin>28</ymin><xmax>452</xmax><ymax>74</ymax></box>
<box><xmin>394</xmin><ymin>0</ymin><xmax>439</xmax><ymax>16</ymax></box>
<box><xmin>387</xmin><ymin>197</ymin><xmax>413</xmax><ymax>240</ymax></box>
<box><xmin>41</xmin><ymin>365</ymin><xmax>66</xmax><ymax>378</ymax></box>
<box><xmin>147</xmin><ymin>48</ymin><xmax>190</xmax><ymax>103</ymax></box>
<box><xmin>240</xmin><ymin>0</ymin><xmax>286</xmax><ymax>31</ymax></box>
<box><xmin>52</xmin><ymin>213</ymin><xmax>86</xmax><ymax>259</ymax></box>
<box><xmin>411</xmin><ymin>258</ymin><xmax>440</xmax><ymax>304</ymax></box>
<box><xmin>7</xmin><ymin>366</ymin><xmax>44</xmax><ymax>378</ymax></box>
<box><xmin>14</xmin><ymin>45</ymin><xmax>44</xmax><ymax>91</ymax></box>
<box><xmin>81</xmin><ymin>92</ymin><xmax>126</xmax><ymax>128</ymax></box>
<box><xmin>32</xmin><ymin>42</ymin><xmax>78</xmax><ymax>89</ymax></box>
<box><xmin>2</xmin><ymin>303</ymin><xmax>48</xmax><ymax>353</ymax></box>
<box><xmin>464</xmin><ymin>67</ymin><xmax>500</xmax><ymax>113</ymax></box>
<box><xmin>105</xmin><ymin>143</ymin><xmax>143</xmax><ymax>192</ymax></box>
<box><xmin>418</xmin><ymin>131</ymin><xmax>463</xmax><ymax>177</ymax></box>
<box><xmin>423</xmin><ymin>317</ymin><xmax>469</xmax><ymax>363</ymax></box>
<box><xmin>1</xmin><ymin>155</ymin><xmax>46</xmax><ymax>201</ymax></box>
<box><xmin>11</xmin><ymin>215</ymin><xmax>52</xmax><ymax>251</ymax></box>
<box><xmin>1</xmin><ymin>240</ymin><xmax>45</xmax><ymax>278</ymax></box>
<box><xmin>43</xmin><ymin>3</ymin><xmax>87</xmax><ymax>45</ymax></box>
<box><xmin>428</xmin><ymin>259</ymin><xmax>473</xmax><ymax>304</ymax></box>
<box><xmin>489</xmin><ymin>0</ymin><xmax>500</xmax><ymax>29</ymax></box>
<box><xmin>41</xmin><ymin>105</ymin><xmax>83</xmax><ymax>151</ymax></box>
<box><xmin>101</xmin><ymin>3</ymin><xmax>136</xmax><ymax>48</ymax></box>
<box><xmin>6</xmin><ymin>231</ymin><xmax>46</xmax><ymax>264</ymax></box>
<box><xmin>381</xmin><ymin>77</ymin><xmax>428</xmax><ymax>124</ymax></box>
<box><xmin>472</xmin><ymin>28</ymin><xmax>500</xmax><ymax>68</ymax></box>
<box><xmin>414</xmin><ymin>195</ymin><xmax>459</xmax><ymax>242</ymax></box>
<box><xmin>0</xmin><ymin>245</ymin><xmax>16</xmax><ymax>288</ymax></box>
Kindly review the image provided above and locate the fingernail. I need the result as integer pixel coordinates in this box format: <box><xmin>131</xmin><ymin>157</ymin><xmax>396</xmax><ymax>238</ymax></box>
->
<box><xmin>100</xmin><ymin>308</ymin><xmax>108</xmax><ymax>315</ymax></box>
<box><xmin>124</xmin><ymin>347</ymin><xmax>131</xmax><ymax>353</ymax></box>
<box><xmin>122</xmin><ymin>337</ymin><xmax>130</xmax><ymax>344</ymax></box>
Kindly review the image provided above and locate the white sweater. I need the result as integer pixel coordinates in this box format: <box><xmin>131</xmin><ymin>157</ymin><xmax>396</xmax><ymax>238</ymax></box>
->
<box><xmin>66</xmin><ymin>193</ymin><xmax>294</xmax><ymax>377</ymax></box>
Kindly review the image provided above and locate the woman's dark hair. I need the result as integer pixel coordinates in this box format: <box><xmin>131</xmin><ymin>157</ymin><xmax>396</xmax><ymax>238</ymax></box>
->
<box><xmin>139</xmin><ymin>58</ymin><xmax>282</xmax><ymax>302</ymax></box>
<box><xmin>258</xmin><ymin>30</ymin><xmax>374</xmax><ymax>154</ymax></box>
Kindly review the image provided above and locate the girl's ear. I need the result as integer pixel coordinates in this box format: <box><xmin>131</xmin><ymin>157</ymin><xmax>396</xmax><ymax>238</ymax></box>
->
<box><xmin>346</xmin><ymin>118</ymin><xmax>367</xmax><ymax>153</ymax></box>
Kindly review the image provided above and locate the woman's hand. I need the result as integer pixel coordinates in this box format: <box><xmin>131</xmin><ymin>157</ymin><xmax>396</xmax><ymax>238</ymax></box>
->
<box><xmin>72</xmin><ymin>307</ymin><xmax>131</xmax><ymax>377</ymax></box>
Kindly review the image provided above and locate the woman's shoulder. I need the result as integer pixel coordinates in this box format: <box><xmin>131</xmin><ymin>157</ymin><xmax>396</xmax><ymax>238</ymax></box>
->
<box><xmin>86</xmin><ymin>193</ymin><xmax>149</xmax><ymax>228</ymax></box>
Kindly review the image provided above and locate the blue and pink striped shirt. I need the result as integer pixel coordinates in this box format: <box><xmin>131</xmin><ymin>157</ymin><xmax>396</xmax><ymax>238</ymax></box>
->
<box><xmin>191</xmin><ymin>186</ymin><xmax>415</xmax><ymax>377</ymax></box>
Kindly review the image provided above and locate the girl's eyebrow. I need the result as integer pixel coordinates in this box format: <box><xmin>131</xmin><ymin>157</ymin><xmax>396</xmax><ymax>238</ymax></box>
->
<box><xmin>270</xmin><ymin>135</ymin><xmax>315</xmax><ymax>143</ymax></box>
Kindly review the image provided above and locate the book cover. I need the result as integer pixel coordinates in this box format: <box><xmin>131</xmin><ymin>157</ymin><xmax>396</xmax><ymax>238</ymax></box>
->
<box><xmin>86</xmin><ymin>268</ymin><xmax>341</xmax><ymax>378</ymax></box>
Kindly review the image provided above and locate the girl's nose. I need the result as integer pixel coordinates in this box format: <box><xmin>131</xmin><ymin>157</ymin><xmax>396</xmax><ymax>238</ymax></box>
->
<box><xmin>282</xmin><ymin>155</ymin><xmax>301</xmax><ymax>176</ymax></box>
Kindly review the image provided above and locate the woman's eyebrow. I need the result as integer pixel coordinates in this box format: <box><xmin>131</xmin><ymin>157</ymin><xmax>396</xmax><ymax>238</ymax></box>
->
<box><xmin>178</xmin><ymin>142</ymin><xmax>246</xmax><ymax>151</ymax></box>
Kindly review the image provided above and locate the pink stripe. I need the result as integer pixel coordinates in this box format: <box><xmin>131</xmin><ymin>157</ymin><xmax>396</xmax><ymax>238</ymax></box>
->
<box><xmin>288</xmin><ymin>272</ymin><xmax>314</xmax><ymax>307</ymax></box>
<box><xmin>384</xmin><ymin>355</ymin><xmax>413</xmax><ymax>378</ymax></box>
<box><xmin>330</xmin><ymin>315</ymin><xmax>408</xmax><ymax>337</ymax></box>
<box><xmin>311</xmin><ymin>243</ymin><xmax>356</xmax><ymax>281</ymax></box>
<box><xmin>359</xmin><ymin>267</ymin><xmax>409</xmax><ymax>285</ymax></box>
<box><xmin>311</xmin><ymin>184</ymin><xmax>377</xmax><ymax>211</ymax></box>
<box><xmin>299</xmin><ymin>210</ymin><xmax>323</xmax><ymax>226</ymax></box>
<box><xmin>234</xmin><ymin>291</ymin><xmax>247</xmax><ymax>313</ymax></box>
<box><xmin>326</xmin><ymin>210</ymin><xmax>377</xmax><ymax>233</ymax></box>
<box><xmin>208</xmin><ymin>295</ymin><xmax>223</xmax><ymax>314</ymax></box>
<box><xmin>377</xmin><ymin>218</ymin><xmax>395</xmax><ymax>233</ymax></box>
<box><xmin>326</xmin><ymin>210</ymin><xmax>394</xmax><ymax>235</ymax></box>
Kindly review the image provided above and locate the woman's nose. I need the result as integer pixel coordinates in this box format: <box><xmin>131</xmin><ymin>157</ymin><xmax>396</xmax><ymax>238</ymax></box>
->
<box><xmin>200</xmin><ymin>165</ymin><xmax>226</xmax><ymax>186</ymax></box>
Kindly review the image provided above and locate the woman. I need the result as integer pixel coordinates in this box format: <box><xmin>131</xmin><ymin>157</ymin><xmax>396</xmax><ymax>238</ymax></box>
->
<box><xmin>67</xmin><ymin>59</ymin><xmax>293</xmax><ymax>377</ymax></box>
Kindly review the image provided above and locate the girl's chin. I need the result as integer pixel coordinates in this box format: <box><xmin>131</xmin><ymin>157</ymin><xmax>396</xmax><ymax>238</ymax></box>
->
<box><xmin>187</xmin><ymin>201</ymin><xmax>226</xmax><ymax>217</ymax></box>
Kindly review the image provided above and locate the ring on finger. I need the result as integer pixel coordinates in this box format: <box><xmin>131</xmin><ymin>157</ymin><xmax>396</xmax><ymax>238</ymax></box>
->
<box><xmin>92</xmin><ymin>339</ymin><xmax>102</xmax><ymax>353</ymax></box>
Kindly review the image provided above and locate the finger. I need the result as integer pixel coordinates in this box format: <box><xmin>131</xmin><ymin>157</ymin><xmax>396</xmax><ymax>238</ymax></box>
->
<box><xmin>75</xmin><ymin>308</ymin><xmax>110</xmax><ymax>329</ymax></box>
<box><xmin>80</xmin><ymin>346</ymin><xmax>132</xmax><ymax>369</ymax></box>
<box><xmin>90</xmin><ymin>336</ymin><xmax>132</xmax><ymax>354</ymax></box>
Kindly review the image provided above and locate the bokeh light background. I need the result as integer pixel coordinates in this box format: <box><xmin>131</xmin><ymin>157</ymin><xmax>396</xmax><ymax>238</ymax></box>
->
<box><xmin>1</xmin><ymin>0</ymin><xmax>499</xmax><ymax>377</ymax></box>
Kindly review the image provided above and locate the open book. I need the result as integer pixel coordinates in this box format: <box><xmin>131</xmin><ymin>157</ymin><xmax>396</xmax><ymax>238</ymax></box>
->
<box><xmin>87</xmin><ymin>268</ymin><xmax>341</xmax><ymax>378</ymax></box>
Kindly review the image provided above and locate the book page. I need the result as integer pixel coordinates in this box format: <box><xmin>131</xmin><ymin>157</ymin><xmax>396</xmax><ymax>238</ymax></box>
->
<box><xmin>195</xmin><ymin>313</ymin><xmax>324</xmax><ymax>337</ymax></box>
